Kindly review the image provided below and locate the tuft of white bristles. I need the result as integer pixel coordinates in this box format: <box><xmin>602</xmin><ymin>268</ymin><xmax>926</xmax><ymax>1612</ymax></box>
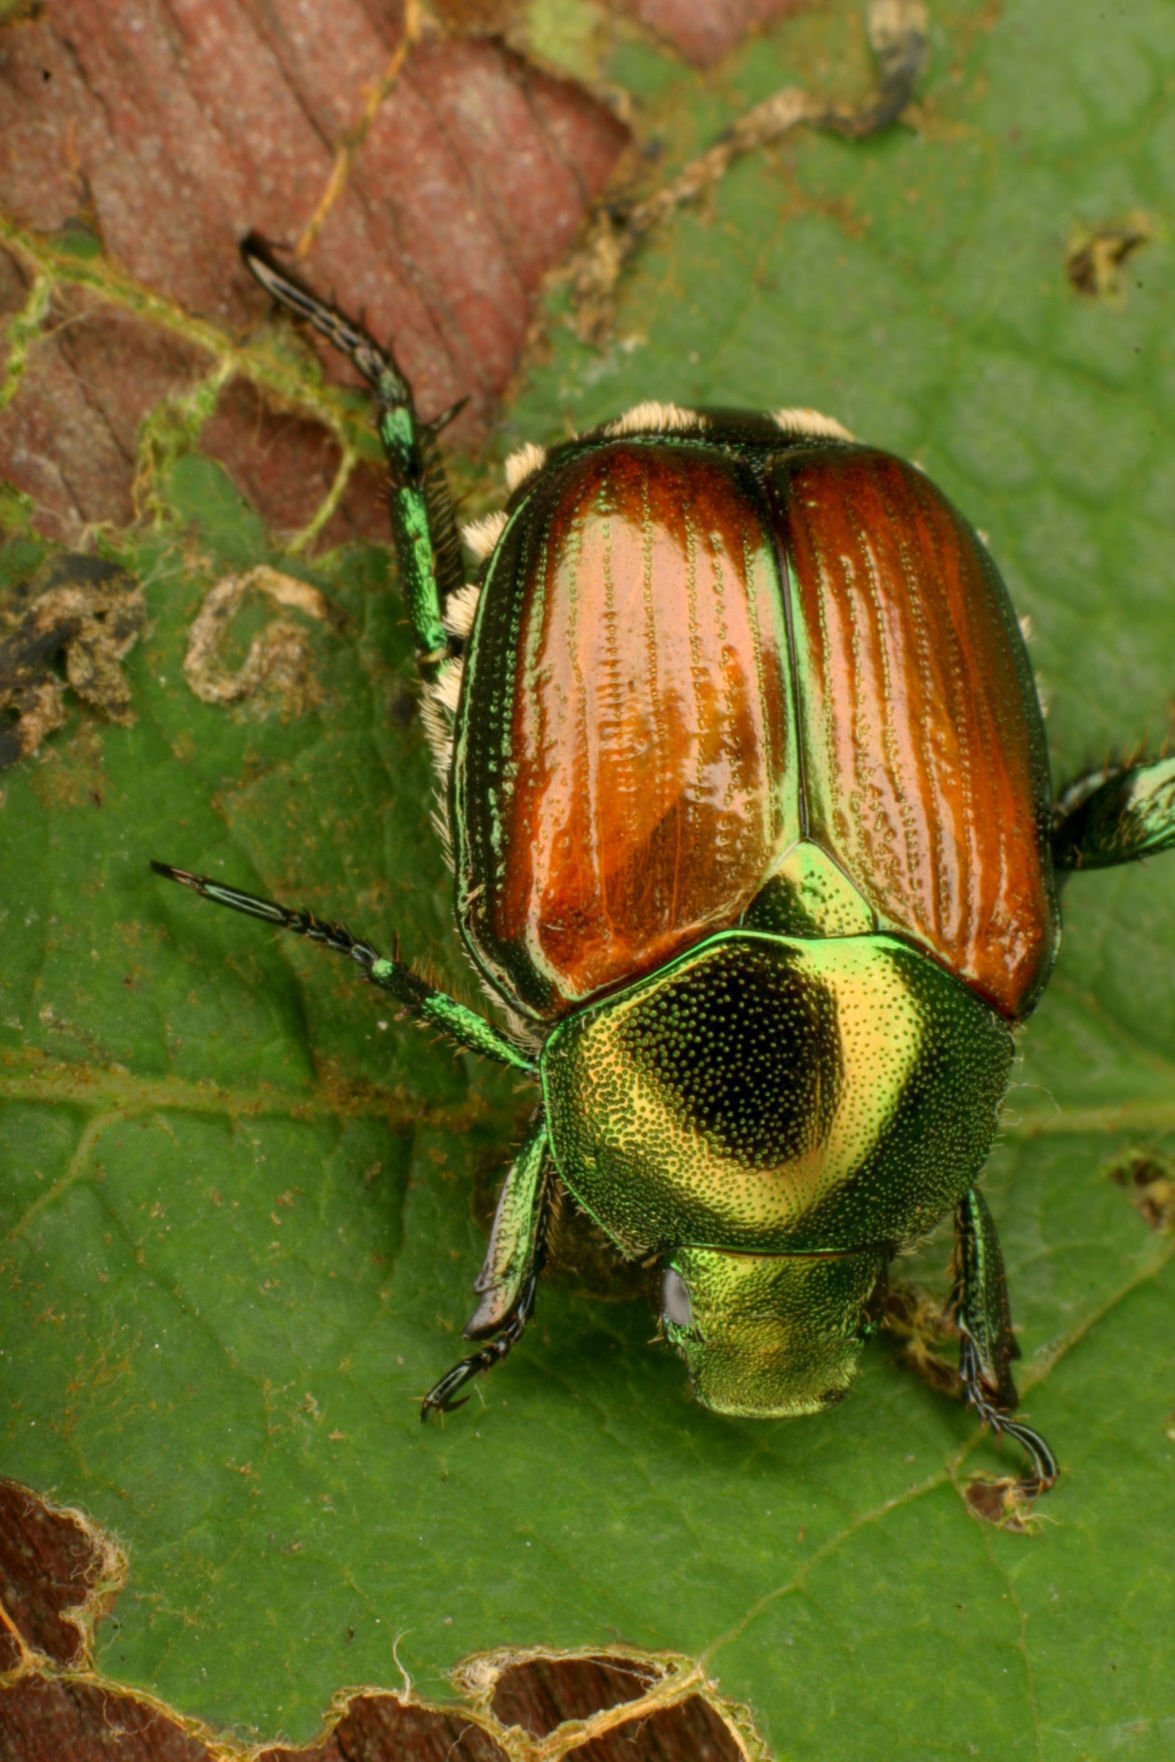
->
<box><xmin>420</xmin><ymin>655</ymin><xmax>466</xmax><ymax>842</ymax></box>
<box><xmin>443</xmin><ymin>582</ymin><xmax>482</xmax><ymax>641</ymax></box>
<box><xmin>461</xmin><ymin>511</ymin><xmax>508</xmax><ymax>562</ymax></box>
<box><xmin>603</xmin><ymin>401</ymin><xmax>708</xmax><ymax>438</ymax></box>
<box><xmin>772</xmin><ymin>407</ymin><xmax>854</xmax><ymax>441</ymax></box>
<box><xmin>504</xmin><ymin>441</ymin><xmax>548</xmax><ymax>495</ymax></box>
<box><xmin>420</xmin><ymin>688</ymin><xmax>455</xmax><ymax>791</ymax></box>
<box><xmin>431</xmin><ymin>656</ymin><xmax>464</xmax><ymax>716</ymax></box>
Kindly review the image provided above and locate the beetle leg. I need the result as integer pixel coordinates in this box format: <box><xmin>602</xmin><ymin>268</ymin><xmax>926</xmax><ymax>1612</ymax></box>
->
<box><xmin>952</xmin><ymin>1189</ymin><xmax>1058</xmax><ymax>1496</ymax></box>
<box><xmin>815</xmin><ymin>0</ymin><xmax>927</xmax><ymax>139</ymax></box>
<box><xmin>420</xmin><ymin>1117</ymin><xmax>552</xmax><ymax>1418</ymax></box>
<box><xmin>151</xmin><ymin>862</ymin><xmax>535</xmax><ymax>1073</ymax></box>
<box><xmin>957</xmin><ymin>1338</ymin><xmax>1059</xmax><ymax>1498</ymax></box>
<box><xmin>467</xmin><ymin>1115</ymin><xmax>552</xmax><ymax>1337</ymax></box>
<box><xmin>240</xmin><ymin>235</ymin><xmax>464</xmax><ymax>680</ymax></box>
<box><xmin>421</xmin><ymin>1272</ymin><xmax>541</xmax><ymax>1420</ymax></box>
<box><xmin>1053</xmin><ymin>754</ymin><xmax>1175</xmax><ymax>870</ymax></box>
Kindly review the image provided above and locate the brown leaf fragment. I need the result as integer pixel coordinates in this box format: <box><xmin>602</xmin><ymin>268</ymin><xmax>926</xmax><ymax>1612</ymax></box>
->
<box><xmin>0</xmin><ymin>552</ymin><xmax>145</xmax><ymax>767</ymax></box>
<box><xmin>0</xmin><ymin>240</ymin><xmax>33</xmax><ymax>323</ymax></box>
<box><xmin>0</xmin><ymin>1676</ymin><xmax>212</xmax><ymax>1762</ymax></box>
<box><xmin>198</xmin><ymin>376</ymin><xmax>390</xmax><ymax>547</ymax></box>
<box><xmin>0</xmin><ymin>1480</ymin><xmax>125</xmax><ymax>1672</ymax></box>
<box><xmin>491</xmin><ymin>1653</ymin><xmax>662</xmax><ymax>1735</ymax></box>
<box><xmin>612</xmin><ymin>0</ymin><xmax>808</xmax><ymax>70</ymax></box>
<box><xmin>488</xmin><ymin>1654</ymin><xmax>744</xmax><ymax>1759</ymax></box>
<box><xmin>0</xmin><ymin>5</ymin><xmax>628</xmax><ymax>542</ymax></box>
<box><xmin>573</xmin><ymin>1698</ymin><xmax>745</xmax><ymax>1761</ymax></box>
<box><xmin>431</xmin><ymin>0</ymin><xmax>523</xmax><ymax>32</ymax></box>
<box><xmin>457</xmin><ymin>1647</ymin><xmax>759</xmax><ymax>1761</ymax></box>
<box><xmin>256</xmin><ymin>1692</ymin><xmax>509</xmax><ymax>1762</ymax></box>
<box><xmin>0</xmin><ymin>263</ymin><xmax>215</xmax><ymax>543</ymax></box>
<box><xmin>302</xmin><ymin>38</ymin><xmax>628</xmax><ymax>428</ymax></box>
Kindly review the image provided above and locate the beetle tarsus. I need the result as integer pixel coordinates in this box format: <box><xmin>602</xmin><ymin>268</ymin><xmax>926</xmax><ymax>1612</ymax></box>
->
<box><xmin>996</xmin><ymin>1418</ymin><xmax>1060</xmax><ymax>1498</ymax></box>
<box><xmin>240</xmin><ymin>233</ymin><xmax>406</xmax><ymax>401</ymax></box>
<box><xmin>1051</xmin><ymin>753</ymin><xmax>1175</xmax><ymax>870</ymax></box>
<box><xmin>813</xmin><ymin>0</ymin><xmax>927</xmax><ymax>139</ymax></box>
<box><xmin>959</xmin><ymin>1335</ymin><xmax>1058</xmax><ymax>1497</ymax></box>
<box><xmin>420</xmin><ymin>1274</ymin><xmax>538</xmax><ymax>1420</ymax></box>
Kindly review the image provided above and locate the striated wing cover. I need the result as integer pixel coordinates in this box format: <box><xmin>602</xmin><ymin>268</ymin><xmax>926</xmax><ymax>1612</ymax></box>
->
<box><xmin>454</xmin><ymin>439</ymin><xmax>800</xmax><ymax>1018</ymax></box>
<box><xmin>764</xmin><ymin>445</ymin><xmax>1057</xmax><ymax>1018</ymax></box>
<box><xmin>454</xmin><ymin>428</ymin><xmax>1058</xmax><ymax>1025</ymax></box>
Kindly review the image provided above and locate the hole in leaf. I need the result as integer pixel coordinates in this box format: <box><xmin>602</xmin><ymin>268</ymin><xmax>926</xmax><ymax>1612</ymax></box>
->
<box><xmin>1</xmin><ymin>1483</ymin><xmax>766</xmax><ymax>1760</ymax></box>
<box><xmin>257</xmin><ymin>1694</ymin><xmax>510</xmax><ymax>1761</ymax></box>
<box><xmin>573</xmin><ymin>1696</ymin><xmax>744</xmax><ymax>1761</ymax></box>
<box><xmin>491</xmin><ymin>1653</ymin><xmax>661</xmax><ymax>1732</ymax></box>
<box><xmin>0</xmin><ymin>1477</ymin><xmax>125</xmax><ymax>1671</ymax></box>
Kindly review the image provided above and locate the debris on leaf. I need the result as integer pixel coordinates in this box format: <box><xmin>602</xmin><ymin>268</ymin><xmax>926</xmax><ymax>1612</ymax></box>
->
<box><xmin>181</xmin><ymin>564</ymin><xmax>344</xmax><ymax>720</ymax></box>
<box><xmin>1065</xmin><ymin>214</ymin><xmax>1152</xmax><ymax>299</ymax></box>
<box><xmin>0</xmin><ymin>553</ymin><xmax>145</xmax><ymax>767</ymax></box>
<box><xmin>884</xmin><ymin>1282</ymin><xmax>960</xmax><ymax>1396</ymax></box>
<box><xmin>964</xmin><ymin>1473</ymin><xmax>1047</xmax><ymax>1534</ymax></box>
<box><xmin>1106</xmin><ymin>1149</ymin><xmax>1175</xmax><ymax>1232</ymax></box>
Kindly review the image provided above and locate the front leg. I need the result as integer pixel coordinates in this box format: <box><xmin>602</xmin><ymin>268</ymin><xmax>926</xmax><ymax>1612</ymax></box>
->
<box><xmin>952</xmin><ymin>1189</ymin><xmax>1058</xmax><ymax>1496</ymax></box>
<box><xmin>240</xmin><ymin>235</ymin><xmax>465</xmax><ymax>679</ymax></box>
<box><xmin>419</xmin><ymin>1273</ymin><xmax>540</xmax><ymax>1420</ymax></box>
<box><xmin>421</xmin><ymin>1115</ymin><xmax>553</xmax><ymax>1419</ymax></box>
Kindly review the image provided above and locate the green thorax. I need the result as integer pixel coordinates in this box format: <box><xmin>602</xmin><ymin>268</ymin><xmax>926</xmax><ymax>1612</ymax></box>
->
<box><xmin>540</xmin><ymin>929</ymin><xmax>1014</xmax><ymax>1259</ymax></box>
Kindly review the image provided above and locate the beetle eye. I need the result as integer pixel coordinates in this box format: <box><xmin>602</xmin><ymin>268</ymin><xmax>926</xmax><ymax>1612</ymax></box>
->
<box><xmin>662</xmin><ymin>1267</ymin><xmax>693</xmax><ymax>1328</ymax></box>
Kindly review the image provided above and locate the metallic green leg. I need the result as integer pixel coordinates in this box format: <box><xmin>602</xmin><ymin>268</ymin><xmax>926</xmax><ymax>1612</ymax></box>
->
<box><xmin>151</xmin><ymin>863</ymin><xmax>535</xmax><ymax>1073</ymax></box>
<box><xmin>241</xmin><ymin>235</ymin><xmax>464</xmax><ymax>677</ymax></box>
<box><xmin>467</xmin><ymin>1113</ymin><xmax>551</xmax><ymax>1337</ymax></box>
<box><xmin>1053</xmin><ymin>754</ymin><xmax>1175</xmax><ymax>870</ymax></box>
<box><xmin>420</xmin><ymin>1271</ymin><xmax>540</xmax><ymax>1420</ymax></box>
<box><xmin>420</xmin><ymin>1113</ymin><xmax>552</xmax><ymax>1418</ymax></box>
<box><xmin>953</xmin><ymin>1189</ymin><xmax>1058</xmax><ymax>1495</ymax></box>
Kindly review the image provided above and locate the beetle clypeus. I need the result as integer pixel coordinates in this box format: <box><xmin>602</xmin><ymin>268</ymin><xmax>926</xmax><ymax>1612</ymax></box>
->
<box><xmin>154</xmin><ymin>236</ymin><xmax>1175</xmax><ymax>1498</ymax></box>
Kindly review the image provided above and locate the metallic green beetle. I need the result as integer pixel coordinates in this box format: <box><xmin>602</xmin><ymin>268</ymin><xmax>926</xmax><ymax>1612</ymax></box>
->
<box><xmin>155</xmin><ymin>238</ymin><xmax>1175</xmax><ymax>1496</ymax></box>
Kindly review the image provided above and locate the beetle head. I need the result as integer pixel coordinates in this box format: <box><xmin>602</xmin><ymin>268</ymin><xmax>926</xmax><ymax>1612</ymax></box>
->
<box><xmin>661</xmin><ymin>1245</ymin><xmax>888</xmax><ymax>1417</ymax></box>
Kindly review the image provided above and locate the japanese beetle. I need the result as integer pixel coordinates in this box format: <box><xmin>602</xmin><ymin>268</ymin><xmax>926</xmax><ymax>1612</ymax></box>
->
<box><xmin>154</xmin><ymin>236</ymin><xmax>1175</xmax><ymax>1497</ymax></box>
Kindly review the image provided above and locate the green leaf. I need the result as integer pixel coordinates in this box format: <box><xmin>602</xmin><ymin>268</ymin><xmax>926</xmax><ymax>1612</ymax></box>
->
<box><xmin>3</xmin><ymin>2</ymin><xmax>1174</xmax><ymax>1756</ymax></box>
